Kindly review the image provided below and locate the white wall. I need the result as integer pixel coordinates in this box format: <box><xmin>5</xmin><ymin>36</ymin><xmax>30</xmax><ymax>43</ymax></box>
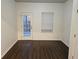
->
<box><xmin>1</xmin><ymin>0</ymin><xmax>17</xmax><ymax>57</ymax></box>
<box><xmin>16</xmin><ymin>3</ymin><xmax>64</xmax><ymax>40</ymax></box>
<box><xmin>63</xmin><ymin>0</ymin><xmax>73</xmax><ymax>47</ymax></box>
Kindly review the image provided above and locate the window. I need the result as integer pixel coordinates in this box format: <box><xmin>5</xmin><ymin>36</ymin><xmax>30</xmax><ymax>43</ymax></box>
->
<box><xmin>41</xmin><ymin>12</ymin><xmax>54</xmax><ymax>32</ymax></box>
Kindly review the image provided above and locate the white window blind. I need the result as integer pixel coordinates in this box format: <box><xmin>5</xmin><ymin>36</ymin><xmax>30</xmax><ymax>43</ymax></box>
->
<box><xmin>41</xmin><ymin>12</ymin><xmax>54</xmax><ymax>32</ymax></box>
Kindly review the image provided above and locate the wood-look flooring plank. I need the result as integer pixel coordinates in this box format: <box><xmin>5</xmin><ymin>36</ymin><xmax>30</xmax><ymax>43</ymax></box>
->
<box><xmin>2</xmin><ymin>40</ymin><xmax>69</xmax><ymax>59</ymax></box>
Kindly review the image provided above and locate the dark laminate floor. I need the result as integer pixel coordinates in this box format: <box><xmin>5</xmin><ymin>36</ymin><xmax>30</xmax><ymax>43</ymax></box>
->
<box><xmin>2</xmin><ymin>40</ymin><xmax>69</xmax><ymax>59</ymax></box>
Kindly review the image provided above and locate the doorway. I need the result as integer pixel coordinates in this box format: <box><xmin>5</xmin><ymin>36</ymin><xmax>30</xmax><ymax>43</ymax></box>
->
<box><xmin>20</xmin><ymin>12</ymin><xmax>33</xmax><ymax>40</ymax></box>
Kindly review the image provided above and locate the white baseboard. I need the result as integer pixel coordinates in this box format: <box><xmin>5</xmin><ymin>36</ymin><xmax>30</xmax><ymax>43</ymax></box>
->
<box><xmin>1</xmin><ymin>40</ymin><xmax>18</xmax><ymax>58</ymax></box>
<box><xmin>32</xmin><ymin>39</ymin><xmax>61</xmax><ymax>40</ymax></box>
<box><xmin>61</xmin><ymin>40</ymin><xmax>69</xmax><ymax>47</ymax></box>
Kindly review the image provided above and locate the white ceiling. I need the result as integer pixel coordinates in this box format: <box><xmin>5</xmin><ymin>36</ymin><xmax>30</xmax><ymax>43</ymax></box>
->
<box><xmin>15</xmin><ymin>0</ymin><xmax>68</xmax><ymax>3</ymax></box>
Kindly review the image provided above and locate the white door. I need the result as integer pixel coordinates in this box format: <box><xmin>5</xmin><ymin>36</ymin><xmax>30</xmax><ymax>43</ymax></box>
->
<box><xmin>20</xmin><ymin>12</ymin><xmax>33</xmax><ymax>40</ymax></box>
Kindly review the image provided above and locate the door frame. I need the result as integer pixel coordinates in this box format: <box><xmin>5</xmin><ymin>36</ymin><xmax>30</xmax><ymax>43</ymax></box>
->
<box><xmin>68</xmin><ymin>0</ymin><xmax>78</xmax><ymax>58</ymax></box>
<box><xmin>18</xmin><ymin>12</ymin><xmax>33</xmax><ymax>40</ymax></box>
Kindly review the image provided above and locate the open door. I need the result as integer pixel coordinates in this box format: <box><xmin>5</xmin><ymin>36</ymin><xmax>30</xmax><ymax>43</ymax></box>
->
<box><xmin>20</xmin><ymin>12</ymin><xmax>33</xmax><ymax>40</ymax></box>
